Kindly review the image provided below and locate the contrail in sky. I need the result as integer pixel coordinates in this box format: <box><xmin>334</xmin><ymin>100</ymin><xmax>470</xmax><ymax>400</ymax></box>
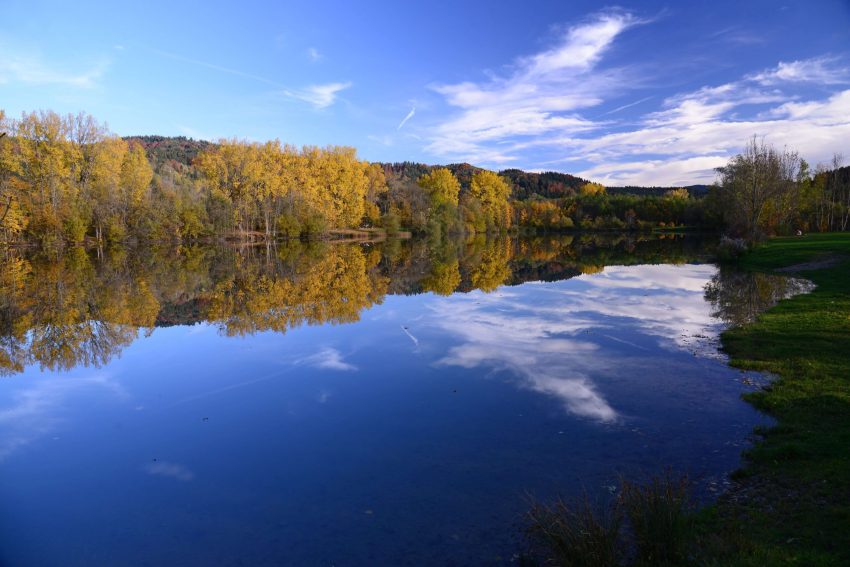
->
<box><xmin>397</xmin><ymin>106</ymin><xmax>416</xmax><ymax>130</ymax></box>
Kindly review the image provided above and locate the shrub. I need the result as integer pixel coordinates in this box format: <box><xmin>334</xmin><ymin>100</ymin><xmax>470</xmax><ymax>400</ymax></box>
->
<box><xmin>276</xmin><ymin>212</ymin><xmax>302</xmax><ymax>239</ymax></box>
<box><xmin>63</xmin><ymin>215</ymin><xmax>87</xmax><ymax>244</ymax></box>
<box><xmin>300</xmin><ymin>212</ymin><xmax>328</xmax><ymax>236</ymax></box>
<box><xmin>716</xmin><ymin>235</ymin><xmax>748</xmax><ymax>263</ymax></box>
<box><xmin>380</xmin><ymin>211</ymin><xmax>401</xmax><ymax>235</ymax></box>
<box><xmin>106</xmin><ymin>216</ymin><xmax>127</xmax><ymax>242</ymax></box>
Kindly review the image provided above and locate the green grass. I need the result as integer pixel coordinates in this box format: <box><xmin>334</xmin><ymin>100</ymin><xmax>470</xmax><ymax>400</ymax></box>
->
<box><xmin>696</xmin><ymin>233</ymin><xmax>850</xmax><ymax>565</ymax></box>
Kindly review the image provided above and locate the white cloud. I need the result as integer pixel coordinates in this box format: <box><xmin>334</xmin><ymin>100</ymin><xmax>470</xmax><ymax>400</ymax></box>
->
<box><xmin>423</xmin><ymin>11</ymin><xmax>850</xmax><ymax>186</ymax></box>
<box><xmin>298</xmin><ymin>347</ymin><xmax>357</xmax><ymax>371</ymax></box>
<box><xmin>284</xmin><ymin>82</ymin><xmax>351</xmax><ymax>109</ymax></box>
<box><xmin>178</xmin><ymin>124</ymin><xmax>214</xmax><ymax>141</ymax></box>
<box><xmin>749</xmin><ymin>57</ymin><xmax>849</xmax><ymax>85</ymax></box>
<box><xmin>429</xmin><ymin>292</ymin><xmax>616</xmax><ymax>421</ymax></box>
<box><xmin>426</xmin><ymin>10</ymin><xmax>641</xmax><ymax>163</ymax></box>
<box><xmin>367</xmin><ymin>134</ymin><xmax>394</xmax><ymax>146</ymax></box>
<box><xmin>306</xmin><ymin>47</ymin><xmax>322</xmax><ymax>63</ymax></box>
<box><xmin>425</xmin><ymin>264</ymin><xmax>736</xmax><ymax>422</ymax></box>
<box><xmin>568</xmin><ymin>87</ymin><xmax>850</xmax><ymax>185</ymax></box>
<box><xmin>576</xmin><ymin>156</ymin><xmax>730</xmax><ymax>187</ymax></box>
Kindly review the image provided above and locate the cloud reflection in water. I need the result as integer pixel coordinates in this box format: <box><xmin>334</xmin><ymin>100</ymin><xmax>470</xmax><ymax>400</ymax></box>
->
<box><xmin>428</xmin><ymin>264</ymin><xmax>726</xmax><ymax>422</ymax></box>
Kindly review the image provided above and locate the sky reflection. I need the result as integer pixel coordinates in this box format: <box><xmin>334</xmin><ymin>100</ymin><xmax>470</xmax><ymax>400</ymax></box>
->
<box><xmin>0</xmin><ymin>239</ymin><xmax>808</xmax><ymax>566</ymax></box>
<box><xmin>426</xmin><ymin>264</ymin><xmax>729</xmax><ymax>422</ymax></box>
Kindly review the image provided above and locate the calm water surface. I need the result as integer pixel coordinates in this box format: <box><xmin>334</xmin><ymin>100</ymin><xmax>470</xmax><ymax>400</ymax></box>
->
<box><xmin>0</xmin><ymin>235</ymin><xmax>811</xmax><ymax>565</ymax></box>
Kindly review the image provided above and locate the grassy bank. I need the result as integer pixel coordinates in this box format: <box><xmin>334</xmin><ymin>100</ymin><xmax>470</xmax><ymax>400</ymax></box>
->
<box><xmin>698</xmin><ymin>233</ymin><xmax>850</xmax><ymax>565</ymax></box>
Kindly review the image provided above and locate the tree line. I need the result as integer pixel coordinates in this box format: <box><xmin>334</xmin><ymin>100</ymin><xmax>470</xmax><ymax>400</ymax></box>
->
<box><xmin>1</xmin><ymin>109</ymin><xmax>847</xmax><ymax>246</ymax></box>
<box><xmin>712</xmin><ymin>136</ymin><xmax>850</xmax><ymax>241</ymax></box>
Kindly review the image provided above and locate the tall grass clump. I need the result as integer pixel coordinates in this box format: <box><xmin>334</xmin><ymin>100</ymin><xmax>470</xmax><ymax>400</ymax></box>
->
<box><xmin>620</xmin><ymin>473</ymin><xmax>694</xmax><ymax>566</ymax></box>
<box><xmin>525</xmin><ymin>473</ymin><xmax>695</xmax><ymax>566</ymax></box>
<box><xmin>526</xmin><ymin>493</ymin><xmax>623</xmax><ymax>567</ymax></box>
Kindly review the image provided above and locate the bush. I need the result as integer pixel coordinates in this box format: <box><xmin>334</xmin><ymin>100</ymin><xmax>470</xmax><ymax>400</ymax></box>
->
<box><xmin>300</xmin><ymin>212</ymin><xmax>328</xmax><ymax>236</ymax></box>
<box><xmin>276</xmin><ymin>212</ymin><xmax>302</xmax><ymax>239</ymax></box>
<box><xmin>180</xmin><ymin>208</ymin><xmax>206</xmax><ymax>239</ymax></box>
<box><xmin>716</xmin><ymin>235</ymin><xmax>748</xmax><ymax>263</ymax></box>
<box><xmin>63</xmin><ymin>215</ymin><xmax>87</xmax><ymax>244</ymax></box>
<box><xmin>380</xmin><ymin>211</ymin><xmax>401</xmax><ymax>235</ymax></box>
<box><xmin>106</xmin><ymin>217</ymin><xmax>127</xmax><ymax>242</ymax></box>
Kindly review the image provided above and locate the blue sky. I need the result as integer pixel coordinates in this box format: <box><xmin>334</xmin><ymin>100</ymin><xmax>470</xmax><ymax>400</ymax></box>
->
<box><xmin>1</xmin><ymin>0</ymin><xmax>849</xmax><ymax>185</ymax></box>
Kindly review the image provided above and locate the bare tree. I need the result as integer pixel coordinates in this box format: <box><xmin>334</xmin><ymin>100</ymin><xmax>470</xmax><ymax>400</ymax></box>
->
<box><xmin>831</xmin><ymin>154</ymin><xmax>849</xmax><ymax>232</ymax></box>
<box><xmin>716</xmin><ymin>136</ymin><xmax>802</xmax><ymax>242</ymax></box>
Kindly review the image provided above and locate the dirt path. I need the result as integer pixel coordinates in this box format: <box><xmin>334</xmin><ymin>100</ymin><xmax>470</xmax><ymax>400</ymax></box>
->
<box><xmin>774</xmin><ymin>254</ymin><xmax>847</xmax><ymax>273</ymax></box>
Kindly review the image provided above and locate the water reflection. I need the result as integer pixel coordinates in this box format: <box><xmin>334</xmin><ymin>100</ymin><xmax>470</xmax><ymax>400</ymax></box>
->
<box><xmin>0</xmin><ymin>234</ymin><xmax>707</xmax><ymax>377</ymax></box>
<box><xmin>0</xmin><ymin>233</ymin><xmax>802</xmax><ymax>565</ymax></box>
<box><xmin>428</xmin><ymin>264</ymin><xmax>733</xmax><ymax>422</ymax></box>
<box><xmin>704</xmin><ymin>266</ymin><xmax>815</xmax><ymax>326</ymax></box>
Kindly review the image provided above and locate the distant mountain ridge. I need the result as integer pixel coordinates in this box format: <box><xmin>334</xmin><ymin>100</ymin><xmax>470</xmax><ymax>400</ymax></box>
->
<box><xmin>123</xmin><ymin>136</ymin><xmax>710</xmax><ymax>198</ymax></box>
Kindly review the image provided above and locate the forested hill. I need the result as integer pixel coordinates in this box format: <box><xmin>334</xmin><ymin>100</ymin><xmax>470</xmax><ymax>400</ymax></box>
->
<box><xmin>121</xmin><ymin>136</ymin><xmax>709</xmax><ymax>198</ymax></box>
<box><xmin>123</xmin><ymin>136</ymin><xmax>212</xmax><ymax>169</ymax></box>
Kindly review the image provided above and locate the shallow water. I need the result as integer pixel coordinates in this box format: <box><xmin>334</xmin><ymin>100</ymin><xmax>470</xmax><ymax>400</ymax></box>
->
<box><xmin>0</xmin><ymin>235</ymin><xmax>809</xmax><ymax>565</ymax></box>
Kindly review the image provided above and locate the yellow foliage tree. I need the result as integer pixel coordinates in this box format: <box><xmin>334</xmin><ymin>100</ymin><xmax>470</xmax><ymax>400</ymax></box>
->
<box><xmin>418</xmin><ymin>168</ymin><xmax>460</xmax><ymax>208</ymax></box>
<box><xmin>580</xmin><ymin>182</ymin><xmax>606</xmax><ymax>196</ymax></box>
<box><xmin>469</xmin><ymin>170</ymin><xmax>512</xmax><ymax>229</ymax></box>
<box><xmin>665</xmin><ymin>188</ymin><xmax>690</xmax><ymax>200</ymax></box>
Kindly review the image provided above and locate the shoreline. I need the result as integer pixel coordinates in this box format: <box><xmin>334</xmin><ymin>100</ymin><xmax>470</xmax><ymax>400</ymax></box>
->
<box><xmin>696</xmin><ymin>233</ymin><xmax>850</xmax><ymax>565</ymax></box>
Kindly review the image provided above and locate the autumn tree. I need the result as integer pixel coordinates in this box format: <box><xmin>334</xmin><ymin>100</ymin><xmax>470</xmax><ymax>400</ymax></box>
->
<box><xmin>716</xmin><ymin>137</ymin><xmax>803</xmax><ymax>241</ymax></box>
<box><xmin>469</xmin><ymin>170</ymin><xmax>512</xmax><ymax>231</ymax></box>
<box><xmin>418</xmin><ymin>168</ymin><xmax>460</xmax><ymax>234</ymax></box>
<box><xmin>580</xmin><ymin>182</ymin><xmax>606</xmax><ymax>196</ymax></box>
<box><xmin>665</xmin><ymin>188</ymin><xmax>690</xmax><ymax>200</ymax></box>
<box><xmin>418</xmin><ymin>168</ymin><xmax>460</xmax><ymax>208</ymax></box>
<box><xmin>363</xmin><ymin>162</ymin><xmax>388</xmax><ymax>226</ymax></box>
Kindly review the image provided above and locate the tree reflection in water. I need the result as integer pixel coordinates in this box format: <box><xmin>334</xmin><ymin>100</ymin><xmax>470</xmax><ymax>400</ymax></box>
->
<box><xmin>0</xmin><ymin>233</ymin><xmax>717</xmax><ymax>377</ymax></box>
<box><xmin>704</xmin><ymin>266</ymin><xmax>814</xmax><ymax>327</ymax></box>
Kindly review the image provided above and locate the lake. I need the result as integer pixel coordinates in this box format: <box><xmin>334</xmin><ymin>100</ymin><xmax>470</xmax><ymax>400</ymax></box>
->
<box><xmin>0</xmin><ymin>234</ymin><xmax>812</xmax><ymax>565</ymax></box>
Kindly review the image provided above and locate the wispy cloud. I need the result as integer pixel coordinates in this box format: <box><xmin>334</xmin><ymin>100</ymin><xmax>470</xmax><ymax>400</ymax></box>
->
<box><xmin>284</xmin><ymin>82</ymin><xmax>352</xmax><ymax>109</ymax></box>
<box><xmin>602</xmin><ymin>95</ymin><xmax>654</xmax><ymax>115</ymax></box>
<box><xmin>748</xmin><ymin>56</ymin><xmax>850</xmax><ymax>85</ymax></box>
<box><xmin>150</xmin><ymin>48</ymin><xmax>280</xmax><ymax>86</ymax></box>
<box><xmin>397</xmin><ymin>106</ymin><xmax>416</xmax><ymax>130</ymax></box>
<box><xmin>425</xmin><ymin>10</ymin><xmax>850</xmax><ymax>186</ymax></box>
<box><xmin>0</xmin><ymin>45</ymin><xmax>108</xmax><ymax>88</ymax></box>
<box><xmin>707</xmin><ymin>25</ymin><xmax>764</xmax><ymax>45</ymax></box>
<box><xmin>306</xmin><ymin>47</ymin><xmax>323</xmax><ymax>63</ymax></box>
<box><xmin>567</xmin><ymin>73</ymin><xmax>850</xmax><ymax>185</ymax></box>
<box><xmin>427</xmin><ymin>264</ymin><xmax>729</xmax><ymax>421</ymax></box>
<box><xmin>298</xmin><ymin>347</ymin><xmax>357</xmax><ymax>371</ymax></box>
<box><xmin>367</xmin><ymin>134</ymin><xmax>394</xmax><ymax>146</ymax></box>
<box><xmin>0</xmin><ymin>372</ymin><xmax>125</xmax><ymax>461</ymax></box>
<box><xmin>425</xmin><ymin>10</ymin><xmax>642</xmax><ymax>163</ymax></box>
<box><xmin>151</xmin><ymin>48</ymin><xmax>349</xmax><ymax>110</ymax></box>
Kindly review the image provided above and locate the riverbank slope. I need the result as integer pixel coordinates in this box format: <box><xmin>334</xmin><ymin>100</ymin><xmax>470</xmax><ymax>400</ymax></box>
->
<box><xmin>701</xmin><ymin>233</ymin><xmax>850</xmax><ymax>565</ymax></box>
